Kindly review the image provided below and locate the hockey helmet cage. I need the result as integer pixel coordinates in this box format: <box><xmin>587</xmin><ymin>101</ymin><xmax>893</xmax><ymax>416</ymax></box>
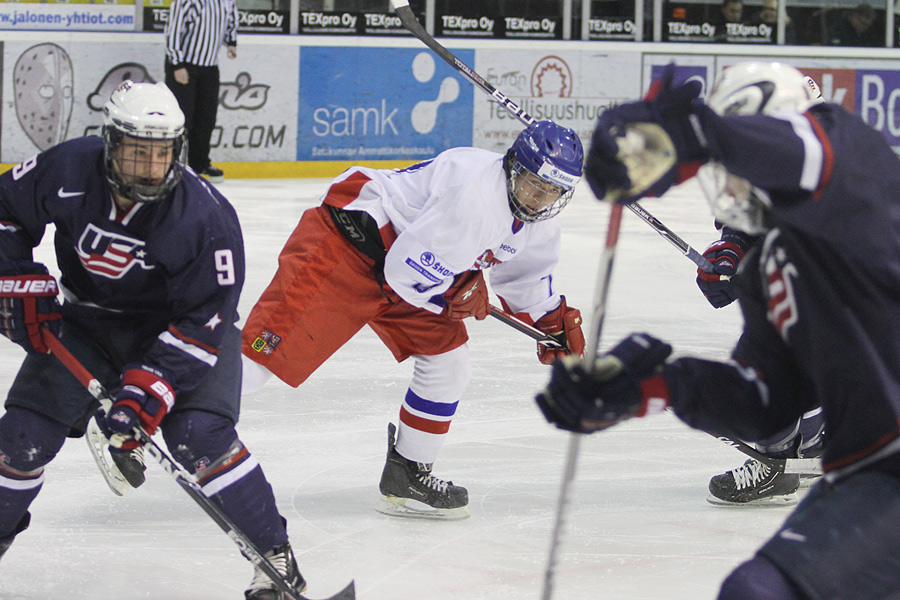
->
<box><xmin>103</xmin><ymin>80</ymin><xmax>186</xmax><ymax>203</ymax></box>
<box><xmin>506</xmin><ymin>120</ymin><xmax>584</xmax><ymax>223</ymax></box>
<box><xmin>700</xmin><ymin>63</ymin><xmax>816</xmax><ymax>235</ymax></box>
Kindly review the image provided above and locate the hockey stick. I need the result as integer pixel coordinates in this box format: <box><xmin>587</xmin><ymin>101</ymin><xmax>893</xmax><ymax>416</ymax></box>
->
<box><xmin>625</xmin><ymin>201</ymin><xmax>715</xmax><ymax>273</ymax></box>
<box><xmin>388</xmin><ymin>0</ymin><xmax>715</xmax><ymax>275</ymax></box>
<box><xmin>544</xmin><ymin>204</ymin><xmax>625</xmax><ymax>600</ymax></box>
<box><xmin>488</xmin><ymin>305</ymin><xmax>563</xmax><ymax>348</ymax></box>
<box><xmin>43</xmin><ymin>332</ymin><xmax>356</xmax><ymax>600</ymax></box>
<box><xmin>488</xmin><ymin>306</ymin><xmax>820</xmax><ymax>476</ymax></box>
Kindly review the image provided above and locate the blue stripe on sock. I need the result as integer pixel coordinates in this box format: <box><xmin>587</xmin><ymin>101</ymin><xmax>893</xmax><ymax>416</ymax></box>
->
<box><xmin>404</xmin><ymin>388</ymin><xmax>458</xmax><ymax>417</ymax></box>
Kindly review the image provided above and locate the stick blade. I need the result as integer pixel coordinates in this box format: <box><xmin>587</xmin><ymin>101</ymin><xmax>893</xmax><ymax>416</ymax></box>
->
<box><xmin>304</xmin><ymin>580</ymin><xmax>356</xmax><ymax>600</ymax></box>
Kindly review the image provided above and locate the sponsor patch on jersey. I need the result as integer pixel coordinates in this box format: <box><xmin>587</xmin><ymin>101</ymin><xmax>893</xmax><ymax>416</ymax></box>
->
<box><xmin>250</xmin><ymin>329</ymin><xmax>282</xmax><ymax>355</ymax></box>
<box><xmin>405</xmin><ymin>257</ymin><xmax>442</xmax><ymax>282</ymax></box>
<box><xmin>76</xmin><ymin>223</ymin><xmax>154</xmax><ymax>280</ymax></box>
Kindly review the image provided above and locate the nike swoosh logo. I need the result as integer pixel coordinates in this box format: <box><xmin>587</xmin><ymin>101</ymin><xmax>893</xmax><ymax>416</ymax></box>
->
<box><xmin>58</xmin><ymin>187</ymin><xmax>85</xmax><ymax>198</ymax></box>
<box><xmin>779</xmin><ymin>528</ymin><xmax>806</xmax><ymax>542</ymax></box>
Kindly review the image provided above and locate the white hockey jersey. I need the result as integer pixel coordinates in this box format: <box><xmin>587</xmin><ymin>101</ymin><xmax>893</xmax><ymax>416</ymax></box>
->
<box><xmin>331</xmin><ymin>146</ymin><xmax>564</xmax><ymax>321</ymax></box>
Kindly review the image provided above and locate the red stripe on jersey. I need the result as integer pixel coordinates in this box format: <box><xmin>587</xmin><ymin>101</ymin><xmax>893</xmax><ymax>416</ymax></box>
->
<box><xmin>823</xmin><ymin>426</ymin><xmax>899</xmax><ymax>472</ymax></box>
<box><xmin>323</xmin><ymin>171</ymin><xmax>372</xmax><ymax>209</ymax></box>
<box><xmin>400</xmin><ymin>406</ymin><xmax>452</xmax><ymax>434</ymax></box>
<box><xmin>806</xmin><ymin>113</ymin><xmax>834</xmax><ymax>200</ymax></box>
<box><xmin>168</xmin><ymin>325</ymin><xmax>219</xmax><ymax>355</ymax></box>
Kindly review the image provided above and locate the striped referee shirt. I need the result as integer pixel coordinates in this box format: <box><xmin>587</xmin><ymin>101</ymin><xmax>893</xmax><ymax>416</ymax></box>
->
<box><xmin>165</xmin><ymin>0</ymin><xmax>237</xmax><ymax>68</ymax></box>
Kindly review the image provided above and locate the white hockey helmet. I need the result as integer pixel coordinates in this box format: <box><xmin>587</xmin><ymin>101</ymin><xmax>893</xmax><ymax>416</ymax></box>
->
<box><xmin>707</xmin><ymin>62</ymin><xmax>817</xmax><ymax>117</ymax></box>
<box><xmin>699</xmin><ymin>63</ymin><xmax>816</xmax><ymax>234</ymax></box>
<box><xmin>102</xmin><ymin>80</ymin><xmax>186</xmax><ymax>203</ymax></box>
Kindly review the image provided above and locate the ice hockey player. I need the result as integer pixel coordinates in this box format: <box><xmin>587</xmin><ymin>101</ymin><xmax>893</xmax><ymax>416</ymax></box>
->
<box><xmin>537</xmin><ymin>61</ymin><xmax>900</xmax><ymax>599</ymax></box>
<box><xmin>694</xmin><ymin>73</ymin><xmax>826</xmax><ymax>506</ymax></box>
<box><xmin>241</xmin><ymin>120</ymin><xmax>586</xmax><ymax>519</ymax></box>
<box><xmin>0</xmin><ymin>81</ymin><xmax>305</xmax><ymax>599</ymax></box>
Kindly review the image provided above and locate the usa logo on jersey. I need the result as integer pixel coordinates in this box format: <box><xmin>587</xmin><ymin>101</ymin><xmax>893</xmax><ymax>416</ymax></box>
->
<box><xmin>763</xmin><ymin>232</ymin><xmax>799</xmax><ymax>340</ymax></box>
<box><xmin>76</xmin><ymin>223</ymin><xmax>155</xmax><ymax>279</ymax></box>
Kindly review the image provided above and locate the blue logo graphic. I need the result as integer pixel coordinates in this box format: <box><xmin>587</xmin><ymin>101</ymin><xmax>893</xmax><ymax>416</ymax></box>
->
<box><xmin>298</xmin><ymin>47</ymin><xmax>474</xmax><ymax>161</ymax></box>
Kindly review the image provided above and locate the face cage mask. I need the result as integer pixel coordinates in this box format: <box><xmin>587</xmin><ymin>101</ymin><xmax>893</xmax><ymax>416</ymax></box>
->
<box><xmin>104</xmin><ymin>128</ymin><xmax>186</xmax><ymax>204</ymax></box>
<box><xmin>506</xmin><ymin>159</ymin><xmax>574</xmax><ymax>223</ymax></box>
<box><xmin>697</xmin><ymin>163</ymin><xmax>771</xmax><ymax>235</ymax></box>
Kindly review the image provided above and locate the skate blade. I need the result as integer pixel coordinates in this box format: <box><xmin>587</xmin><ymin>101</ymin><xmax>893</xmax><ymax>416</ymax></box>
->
<box><xmin>375</xmin><ymin>495</ymin><xmax>470</xmax><ymax>520</ymax></box>
<box><xmin>84</xmin><ymin>416</ymin><xmax>130</xmax><ymax>496</ymax></box>
<box><xmin>706</xmin><ymin>492</ymin><xmax>798</xmax><ymax>507</ymax></box>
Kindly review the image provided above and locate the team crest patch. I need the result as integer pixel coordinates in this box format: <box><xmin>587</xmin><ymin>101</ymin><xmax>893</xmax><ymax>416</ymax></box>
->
<box><xmin>251</xmin><ymin>330</ymin><xmax>282</xmax><ymax>355</ymax></box>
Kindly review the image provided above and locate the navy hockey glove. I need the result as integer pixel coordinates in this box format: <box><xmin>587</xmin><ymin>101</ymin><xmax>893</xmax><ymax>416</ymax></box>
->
<box><xmin>585</xmin><ymin>63</ymin><xmax>709</xmax><ymax>203</ymax></box>
<box><xmin>441</xmin><ymin>270</ymin><xmax>489</xmax><ymax>320</ymax></box>
<box><xmin>534</xmin><ymin>297</ymin><xmax>586</xmax><ymax>365</ymax></box>
<box><xmin>0</xmin><ymin>264</ymin><xmax>62</xmax><ymax>354</ymax></box>
<box><xmin>696</xmin><ymin>227</ymin><xmax>755</xmax><ymax>308</ymax></box>
<box><xmin>535</xmin><ymin>333</ymin><xmax>672</xmax><ymax>433</ymax></box>
<box><xmin>103</xmin><ymin>363</ymin><xmax>175</xmax><ymax>449</ymax></box>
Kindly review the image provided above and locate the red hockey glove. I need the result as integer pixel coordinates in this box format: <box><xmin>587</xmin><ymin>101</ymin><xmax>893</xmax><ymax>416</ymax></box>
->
<box><xmin>442</xmin><ymin>270</ymin><xmax>489</xmax><ymax>321</ymax></box>
<box><xmin>536</xmin><ymin>332</ymin><xmax>672</xmax><ymax>433</ymax></box>
<box><xmin>534</xmin><ymin>297</ymin><xmax>585</xmax><ymax>365</ymax></box>
<box><xmin>696</xmin><ymin>227</ymin><xmax>755</xmax><ymax>308</ymax></box>
<box><xmin>103</xmin><ymin>364</ymin><xmax>175</xmax><ymax>449</ymax></box>
<box><xmin>0</xmin><ymin>269</ymin><xmax>62</xmax><ymax>354</ymax></box>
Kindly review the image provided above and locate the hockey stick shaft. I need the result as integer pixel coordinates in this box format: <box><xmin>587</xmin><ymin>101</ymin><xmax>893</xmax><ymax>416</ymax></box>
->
<box><xmin>389</xmin><ymin>0</ymin><xmax>714</xmax><ymax>276</ymax></box>
<box><xmin>43</xmin><ymin>332</ymin><xmax>353</xmax><ymax>600</ymax></box>
<box><xmin>488</xmin><ymin>305</ymin><xmax>563</xmax><ymax>348</ymax></box>
<box><xmin>541</xmin><ymin>204</ymin><xmax>625</xmax><ymax>600</ymax></box>
<box><xmin>624</xmin><ymin>202</ymin><xmax>715</xmax><ymax>273</ymax></box>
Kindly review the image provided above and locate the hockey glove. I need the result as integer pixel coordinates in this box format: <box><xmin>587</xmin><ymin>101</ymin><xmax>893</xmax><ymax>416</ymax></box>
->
<box><xmin>0</xmin><ymin>264</ymin><xmax>62</xmax><ymax>354</ymax></box>
<box><xmin>441</xmin><ymin>270</ymin><xmax>489</xmax><ymax>321</ymax></box>
<box><xmin>585</xmin><ymin>63</ymin><xmax>709</xmax><ymax>203</ymax></box>
<box><xmin>103</xmin><ymin>363</ymin><xmax>175</xmax><ymax>449</ymax></box>
<box><xmin>696</xmin><ymin>227</ymin><xmax>755</xmax><ymax>308</ymax></box>
<box><xmin>535</xmin><ymin>333</ymin><xmax>672</xmax><ymax>434</ymax></box>
<box><xmin>534</xmin><ymin>297</ymin><xmax>585</xmax><ymax>365</ymax></box>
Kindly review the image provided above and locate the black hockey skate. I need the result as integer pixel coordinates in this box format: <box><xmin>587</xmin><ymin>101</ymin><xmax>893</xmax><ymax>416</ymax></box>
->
<box><xmin>111</xmin><ymin>446</ymin><xmax>147</xmax><ymax>488</ymax></box>
<box><xmin>0</xmin><ymin>512</ymin><xmax>30</xmax><ymax>564</ymax></box>
<box><xmin>708</xmin><ymin>458</ymin><xmax>800</xmax><ymax>506</ymax></box>
<box><xmin>245</xmin><ymin>542</ymin><xmax>307</xmax><ymax>600</ymax></box>
<box><xmin>377</xmin><ymin>423</ymin><xmax>469</xmax><ymax>520</ymax></box>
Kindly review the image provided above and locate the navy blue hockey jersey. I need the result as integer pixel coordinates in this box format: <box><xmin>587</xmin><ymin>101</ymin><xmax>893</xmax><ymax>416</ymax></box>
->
<box><xmin>0</xmin><ymin>136</ymin><xmax>245</xmax><ymax>396</ymax></box>
<box><xmin>665</xmin><ymin>104</ymin><xmax>900</xmax><ymax>479</ymax></box>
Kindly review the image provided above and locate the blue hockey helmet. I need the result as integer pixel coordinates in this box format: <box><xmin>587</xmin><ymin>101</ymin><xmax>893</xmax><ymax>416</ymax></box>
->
<box><xmin>506</xmin><ymin>121</ymin><xmax>584</xmax><ymax>223</ymax></box>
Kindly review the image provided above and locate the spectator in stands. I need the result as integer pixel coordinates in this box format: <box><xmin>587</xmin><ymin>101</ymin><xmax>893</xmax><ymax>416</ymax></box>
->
<box><xmin>829</xmin><ymin>2</ymin><xmax>882</xmax><ymax>46</ymax></box>
<box><xmin>750</xmin><ymin>0</ymin><xmax>796</xmax><ymax>44</ymax></box>
<box><xmin>712</xmin><ymin>0</ymin><xmax>744</xmax><ymax>40</ymax></box>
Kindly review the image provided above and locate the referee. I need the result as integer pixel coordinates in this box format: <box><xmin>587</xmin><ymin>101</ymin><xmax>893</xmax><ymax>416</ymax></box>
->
<box><xmin>164</xmin><ymin>0</ymin><xmax>237</xmax><ymax>183</ymax></box>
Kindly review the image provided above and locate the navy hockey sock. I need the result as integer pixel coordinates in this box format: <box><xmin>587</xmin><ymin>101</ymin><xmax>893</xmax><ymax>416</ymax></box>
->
<box><xmin>0</xmin><ymin>407</ymin><xmax>67</xmax><ymax>538</ymax></box>
<box><xmin>162</xmin><ymin>410</ymin><xmax>288</xmax><ymax>553</ymax></box>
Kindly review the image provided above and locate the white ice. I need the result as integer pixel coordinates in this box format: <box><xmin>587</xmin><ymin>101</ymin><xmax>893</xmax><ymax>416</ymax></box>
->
<box><xmin>0</xmin><ymin>178</ymin><xmax>801</xmax><ymax>600</ymax></box>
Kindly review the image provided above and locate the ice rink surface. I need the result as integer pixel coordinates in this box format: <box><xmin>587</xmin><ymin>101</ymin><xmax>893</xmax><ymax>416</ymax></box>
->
<box><xmin>0</xmin><ymin>177</ymin><xmax>803</xmax><ymax>600</ymax></box>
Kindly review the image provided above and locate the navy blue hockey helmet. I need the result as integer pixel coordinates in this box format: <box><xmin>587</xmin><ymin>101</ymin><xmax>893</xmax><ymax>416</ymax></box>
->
<box><xmin>506</xmin><ymin>121</ymin><xmax>584</xmax><ymax>223</ymax></box>
<box><xmin>102</xmin><ymin>80</ymin><xmax>186</xmax><ymax>204</ymax></box>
